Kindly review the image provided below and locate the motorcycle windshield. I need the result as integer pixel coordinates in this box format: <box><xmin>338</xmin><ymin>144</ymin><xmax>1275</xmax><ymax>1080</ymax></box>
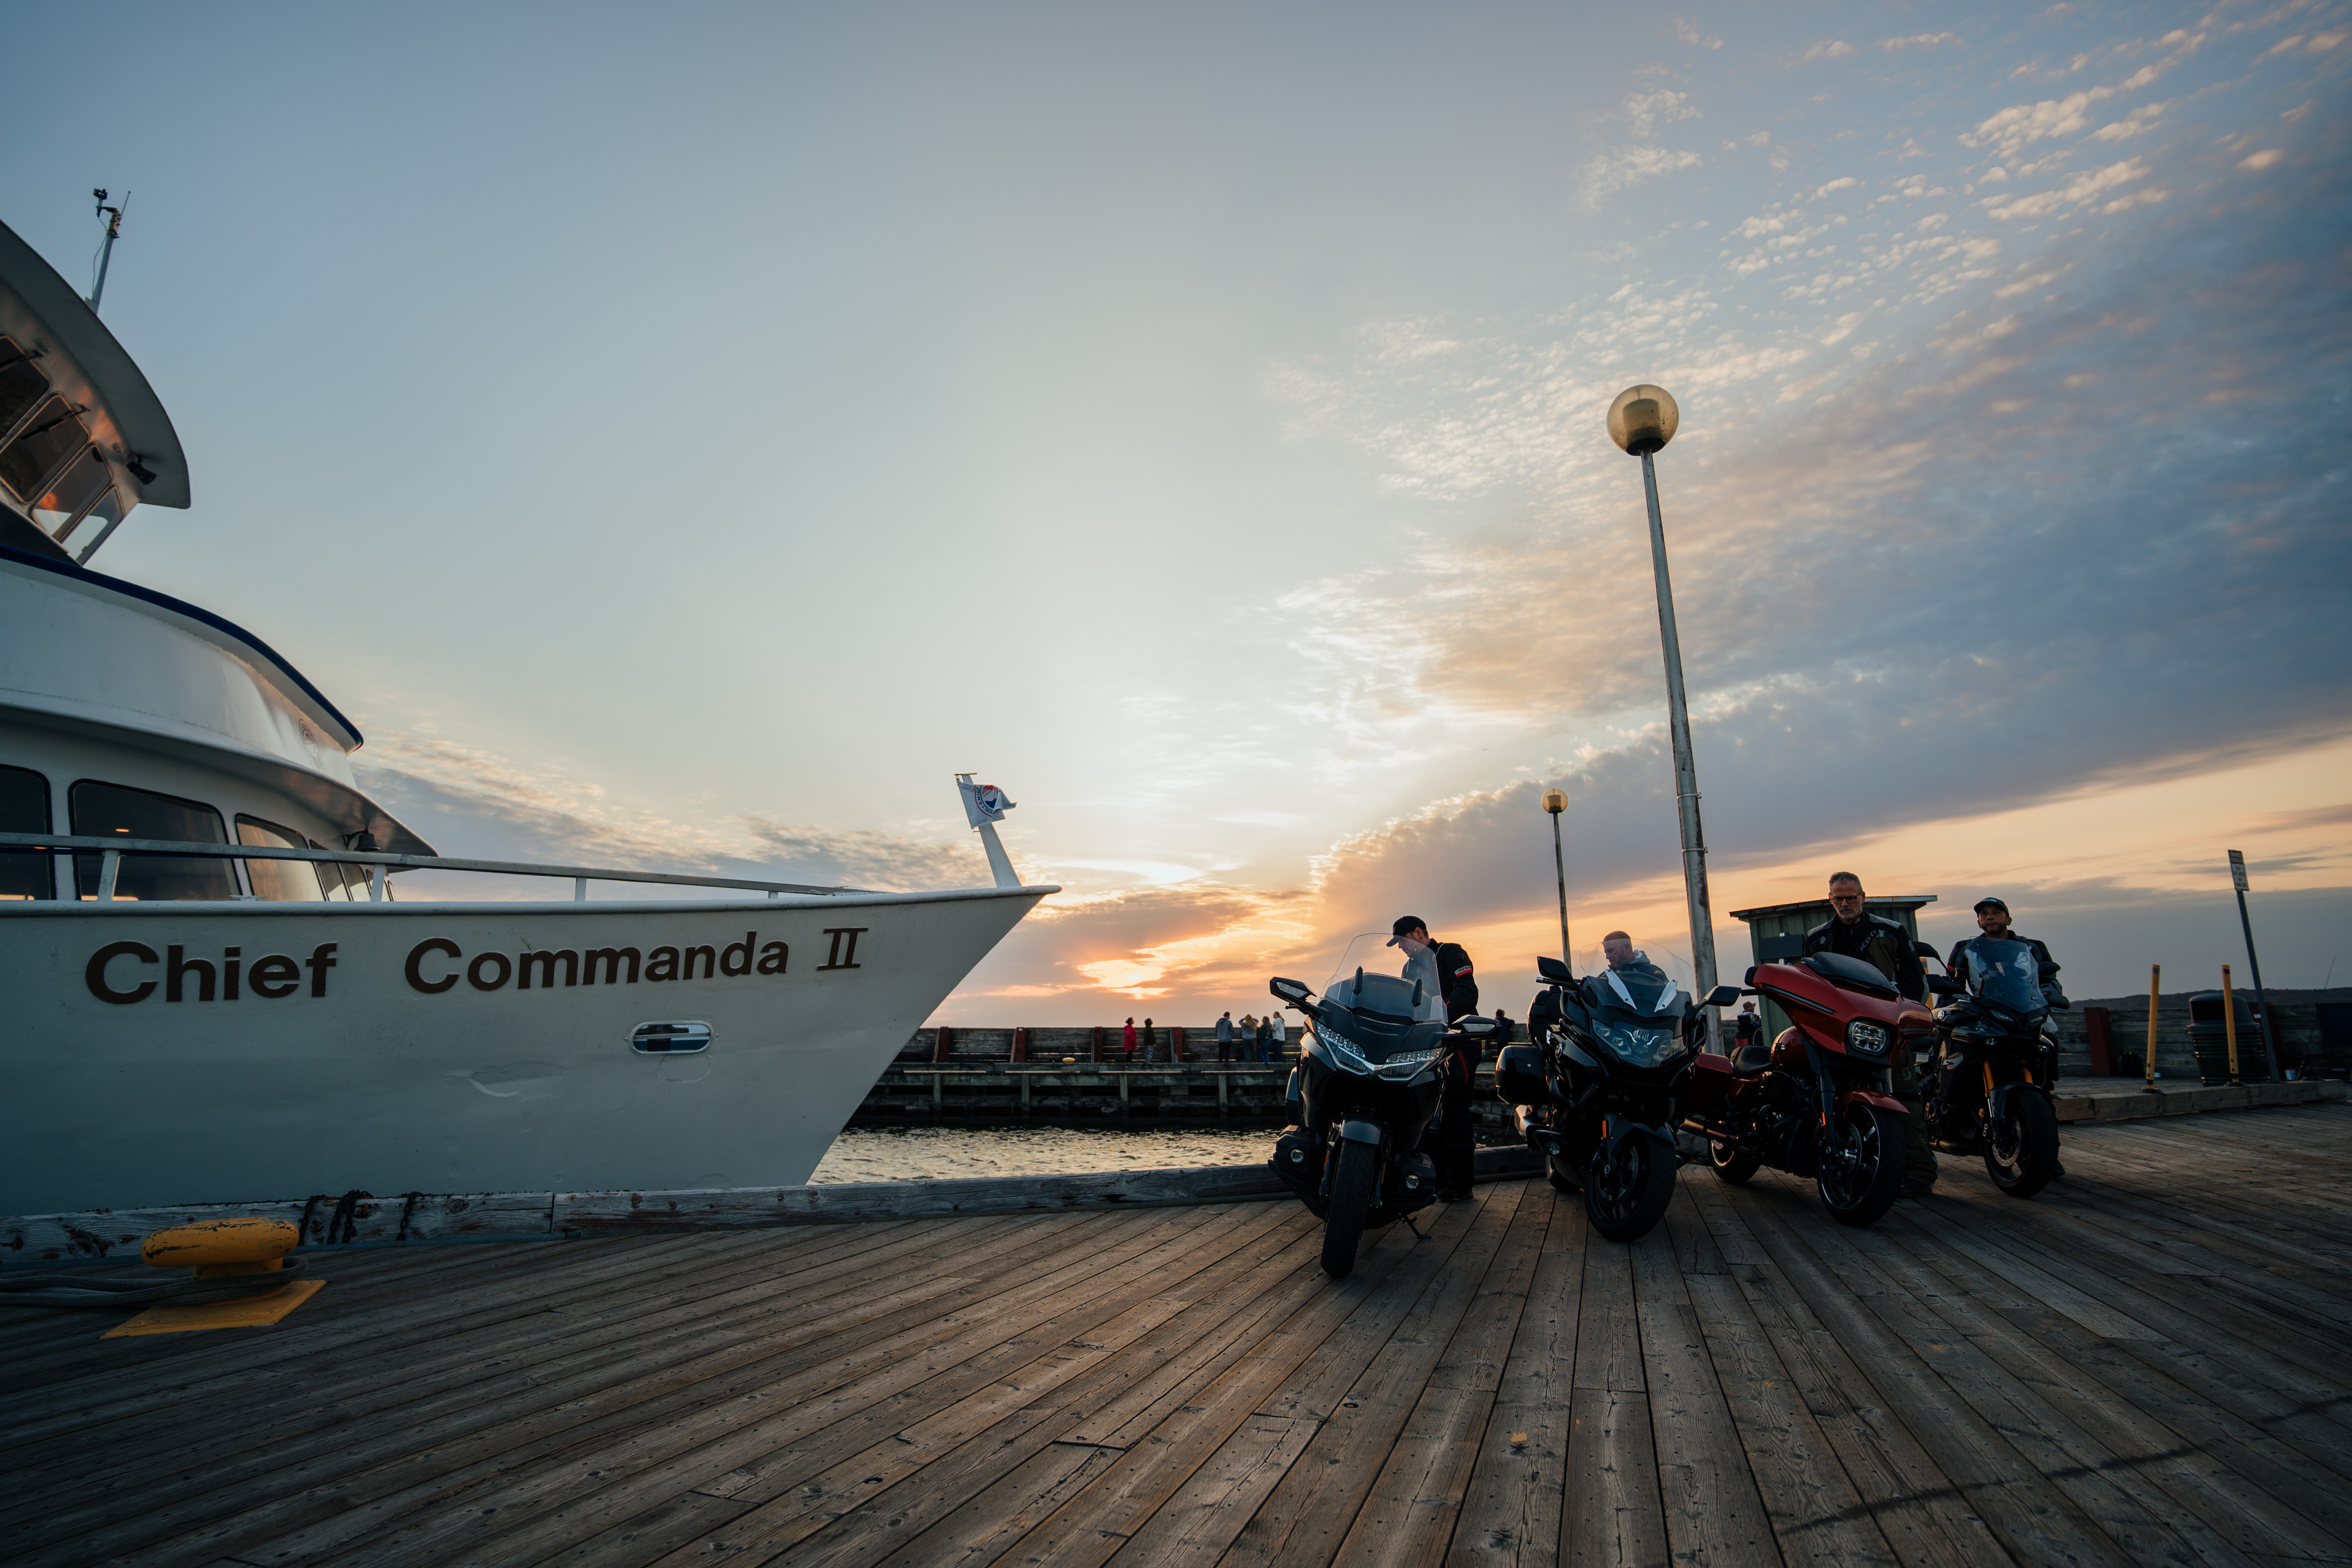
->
<box><xmin>1582</xmin><ymin>962</ymin><xmax>1688</xmax><ymax>1068</ymax></box>
<box><xmin>1963</xmin><ymin>938</ymin><xmax>2046</xmax><ymax>1013</ymax></box>
<box><xmin>1593</xmin><ymin>963</ymin><xmax>1684</xmax><ymax>1019</ymax></box>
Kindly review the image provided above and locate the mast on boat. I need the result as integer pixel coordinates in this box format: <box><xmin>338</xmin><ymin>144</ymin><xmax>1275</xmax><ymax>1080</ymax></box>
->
<box><xmin>88</xmin><ymin>190</ymin><xmax>126</xmax><ymax>312</ymax></box>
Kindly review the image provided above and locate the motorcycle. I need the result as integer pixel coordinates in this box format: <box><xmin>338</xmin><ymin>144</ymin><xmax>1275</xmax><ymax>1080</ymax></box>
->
<box><xmin>1267</xmin><ymin>970</ymin><xmax>1498</xmax><ymax>1279</ymax></box>
<box><xmin>1681</xmin><ymin>951</ymin><xmax>1930</xmax><ymax>1227</ymax></box>
<box><xmin>1922</xmin><ymin>936</ymin><xmax>2067</xmax><ymax>1197</ymax></box>
<box><xmin>1493</xmin><ymin>955</ymin><xmax>1740</xmax><ymax>1242</ymax></box>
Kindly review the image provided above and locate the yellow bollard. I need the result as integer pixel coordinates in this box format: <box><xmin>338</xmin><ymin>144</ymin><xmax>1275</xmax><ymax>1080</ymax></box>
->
<box><xmin>103</xmin><ymin>1218</ymin><xmax>322</xmax><ymax>1339</ymax></box>
<box><xmin>2141</xmin><ymin>964</ymin><xmax>2162</xmax><ymax>1094</ymax></box>
<box><xmin>2223</xmin><ymin>964</ymin><xmax>2242</xmax><ymax>1087</ymax></box>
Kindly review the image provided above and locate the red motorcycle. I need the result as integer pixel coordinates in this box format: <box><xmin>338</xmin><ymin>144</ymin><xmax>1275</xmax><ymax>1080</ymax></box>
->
<box><xmin>1680</xmin><ymin>952</ymin><xmax>1933</xmax><ymax>1227</ymax></box>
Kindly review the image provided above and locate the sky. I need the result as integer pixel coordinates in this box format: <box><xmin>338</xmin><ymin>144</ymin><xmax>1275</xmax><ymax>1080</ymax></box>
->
<box><xmin>6</xmin><ymin>1</ymin><xmax>2347</xmax><ymax>1020</ymax></box>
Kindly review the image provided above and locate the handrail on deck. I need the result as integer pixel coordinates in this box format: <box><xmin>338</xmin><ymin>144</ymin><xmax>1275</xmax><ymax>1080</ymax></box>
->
<box><xmin>0</xmin><ymin>830</ymin><xmax>864</xmax><ymax>902</ymax></box>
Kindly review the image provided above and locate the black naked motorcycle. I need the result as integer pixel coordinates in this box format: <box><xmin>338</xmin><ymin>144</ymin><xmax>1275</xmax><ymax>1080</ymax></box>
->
<box><xmin>1924</xmin><ymin>936</ymin><xmax>2068</xmax><ymax>1197</ymax></box>
<box><xmin>1268</xmin><ymin>970</ymin><xmax>1499</xmax><ymax>1278</ymax></box>
<box><xmin>1493</xmin><ymin>955</ymin><xmax>1738</xmax><ymax>1242</ymax></box>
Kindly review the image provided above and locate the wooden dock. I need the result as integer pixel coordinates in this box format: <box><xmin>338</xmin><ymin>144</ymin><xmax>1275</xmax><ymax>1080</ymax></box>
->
<box><xmin>7</xmin><ymin>1104</ymin><xmax>2350</xmax><ymax>1567</ymax></box>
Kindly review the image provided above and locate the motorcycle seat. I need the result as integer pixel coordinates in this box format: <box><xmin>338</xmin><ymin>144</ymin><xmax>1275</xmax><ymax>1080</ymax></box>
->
<box><xmin>1732</xmin><ymin>1041</ymin><xmax>1773</xmax><ymax>1077</ymax></box>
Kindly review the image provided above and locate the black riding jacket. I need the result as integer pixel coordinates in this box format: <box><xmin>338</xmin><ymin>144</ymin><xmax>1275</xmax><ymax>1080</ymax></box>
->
<box><xmin>1803</xmin><ymin>913</ymin><xmax>1927</xmax><ymax>1003</ymax></box>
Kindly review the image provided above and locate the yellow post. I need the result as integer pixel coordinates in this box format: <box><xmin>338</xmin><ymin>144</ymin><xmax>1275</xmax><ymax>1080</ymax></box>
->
<box><xmin>2141</xmin><ymin>964</ymin><xmax>2161</xmax><ymax>1094</ymax></box>
<box><xmin>2223</xmin><ymin>964</ymin><xmax>2242</xmax><ymax>1086</ymax></box>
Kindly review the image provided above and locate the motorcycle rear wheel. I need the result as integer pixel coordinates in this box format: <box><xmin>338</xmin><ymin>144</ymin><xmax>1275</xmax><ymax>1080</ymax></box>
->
<box><xmin>1321</xmin><ymin>1140</ymin><xmax>1378</xmax><ymax>1279</ymax></box>
<box><xmin>1709</xmin><ymin>1137</ymin><xmax>1760</xmax><ymax>1185</ymax></box>
<box><xmin>1983</xmin><ymin>1091</ymin><xmax>2061</xmax><ymax>1198</ymax></box>
<box><xmin>1584</xmin><ymin>1133</ymin><xmax>1678</xmax><ymax>1243</ymax></box>
<box><xmin>1816</xmin><ymin>1103</ymin><xmax>1905</xmax><ymax>1227</ymax></box>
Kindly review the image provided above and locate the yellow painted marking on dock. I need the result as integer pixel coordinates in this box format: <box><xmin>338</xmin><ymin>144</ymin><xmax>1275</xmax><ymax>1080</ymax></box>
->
<box><xmin>102</xmin><ymin>1280</ymin><xmax>323</xmax><ymax>1338</ymax></box>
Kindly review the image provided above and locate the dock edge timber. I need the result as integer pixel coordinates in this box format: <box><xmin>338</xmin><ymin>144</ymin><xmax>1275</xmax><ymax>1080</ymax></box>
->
<box><xmin>6</xmin><ymin>1079</ymin><xmax>2336</xmax><ymax>1268</ymax></box>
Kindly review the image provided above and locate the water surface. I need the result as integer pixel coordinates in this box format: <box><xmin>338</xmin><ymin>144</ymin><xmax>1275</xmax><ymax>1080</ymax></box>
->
<box><xmin>809</xmin><ymin>1125</ymin><xmax>1272</xmax><ymax>1184</ymax></box>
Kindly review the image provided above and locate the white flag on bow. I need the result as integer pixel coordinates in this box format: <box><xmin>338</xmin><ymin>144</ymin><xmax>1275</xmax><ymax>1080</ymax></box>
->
<box><xmin>958</xmin><ymin>779</ymin><xmax>1017</xmax><ymax>828</ymax></box>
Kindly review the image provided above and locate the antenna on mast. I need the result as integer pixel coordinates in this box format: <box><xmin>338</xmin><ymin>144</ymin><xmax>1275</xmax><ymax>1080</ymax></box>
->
<box><xmin>89</xmin><ymin>189</ymin><xmax>127</xmax><ymax>312</ymax></box>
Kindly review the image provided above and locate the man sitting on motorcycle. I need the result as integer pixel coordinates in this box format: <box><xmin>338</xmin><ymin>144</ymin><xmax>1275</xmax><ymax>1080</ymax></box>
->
<box><xmin>1389</xmin><ymin>916</ymin><xmax>1480</xmax><ymax>1201</ymax></box>
<box><xmin>1944</xmin><ymin>897</ymin><xmax>2063</xmax><ymax>998</ymax></box>
<box><xmin>1602</xmin><ymin>930</ymin><xmax>1667</xmax><ymax>982</ymax></box>
<box><xmin>1939</xmin><ymin>896</ymin><xmax>2068</xmax><ymax>1175</ymax></box>
<box><xmin>1804</xmin><ymin>872</ymin><xmax>1938</xmax><ymax>1198</ymax></box>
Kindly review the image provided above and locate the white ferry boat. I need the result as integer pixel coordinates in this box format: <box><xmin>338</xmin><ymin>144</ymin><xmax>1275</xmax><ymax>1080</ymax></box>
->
<box><xmin>0</xmin><ymin>216</ymin><xmax>1052</xmax><ymax>1218</ymax></box>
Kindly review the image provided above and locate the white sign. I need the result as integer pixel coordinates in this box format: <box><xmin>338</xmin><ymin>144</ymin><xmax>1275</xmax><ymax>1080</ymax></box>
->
<box><xmin>2228</xmin><ymin>849</ymin><xmax>2249</xmax><ymax>893</ymax></box>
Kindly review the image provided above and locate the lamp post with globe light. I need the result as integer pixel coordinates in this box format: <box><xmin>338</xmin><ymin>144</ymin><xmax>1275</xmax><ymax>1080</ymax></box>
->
<box><xmin>1607</xmin><ymin>384</ymin><xmax>1721</xmax><ymax>1048</ymax></box>
<box><xmin>1541</xmin><ymin>788</ymin><xmax>1573</xmax><ymax>970</ymax></box>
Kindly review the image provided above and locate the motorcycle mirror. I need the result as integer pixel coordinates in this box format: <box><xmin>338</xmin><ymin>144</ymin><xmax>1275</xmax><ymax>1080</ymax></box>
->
<box><xmin>1535</xmin><ymin>955</ymin><xmax>1573</xmax><ymax>984</ymax></box>
<box><xmin>1926</xmin><ymin>974</ymin><xmax>1959</xmax><ymax>996</ymax></box>
<box><xmin>1268</xmin><ymin>977</ymin><xmax>1313</xmax><ymax>1006</ymax></box>
<box><xmin>1456</xmin><ymin>1016</ymin><xmax>1497</xmax><ymax>1036</ymax></box>
<box><xmin>1704</xmin><ymin>984</ymin><xmax>1741</xmax><ymax>1008</ymax></box>
<box><xmin>1913</xmin><ymin>939</ymin><xmax>1941</xmax><ymax>961</ymax></box>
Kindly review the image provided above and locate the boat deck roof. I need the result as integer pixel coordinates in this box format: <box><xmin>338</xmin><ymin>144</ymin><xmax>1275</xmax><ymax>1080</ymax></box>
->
<box><xmin>7</xmin><ymin>1105</ymin><xmax>2350</xmax><ymax>1567</ymax></box>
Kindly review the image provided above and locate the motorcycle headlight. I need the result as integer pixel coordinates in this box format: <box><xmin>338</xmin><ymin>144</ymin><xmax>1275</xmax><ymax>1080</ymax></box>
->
<box><xmin>1845</xmin><ymin>1020</ymin><xmax>1892</xmax><ymax>1058</ymax></box>
<box><xmin>1314</xmin><ymin>1025</ymin><xmax>1375</xmax><ymax>1074</ymax></box>
<box><xmin>1592</xmin><ymin>1023</ymin><xmax>1683</xmax><ymax>1069</ymax></box>
<box><xmin>1378</xmin><ymin>1047</ymin><xmax>1440</xmax><ymax>1077</ymax></box>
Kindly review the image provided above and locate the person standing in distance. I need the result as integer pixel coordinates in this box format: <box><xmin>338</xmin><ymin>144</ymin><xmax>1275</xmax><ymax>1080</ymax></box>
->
<box><xmin>1216</xmin><ymin>1011</ymin><xmax>1236</xmax><ymax>1064</ymax></box>
<box><xmin>1122</xmin><ymin>1016</ymin><xmax>1137</xmax><ymax>1063</ymax></box>
<box><xmin>1390</xmin><ymin>915</ymin><xmax>1481</xmax><ymax>1201</ymax></box>
<box><xmin>1803</xmin><ymin>872</ymin><xmax>1936</xmax><ymax>1197</ymax></box>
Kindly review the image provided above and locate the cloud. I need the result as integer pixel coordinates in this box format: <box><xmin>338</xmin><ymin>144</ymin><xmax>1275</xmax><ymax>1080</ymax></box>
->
<box><xmin>1582</xmin><ymin>145</ymin><xmax>1705</xmax><ymax>205</ymax></box>
<box><xmin>353</xmin><ymin>733</ymin><xmax>989</xmax><ymax>894</ymax></box>
<box><xmin>2239</xmin><ymin>148</ymin><xmax>2287</xmax><ymax>171</ymax></box>
<box><xmin>1804</xmin><ymin>40</ymin><xmax>1857</xmax><ymax>61</ymax></box>
<box><xmin>1880</xmin><ymin>33</ymin><xmax>1960</xmax><ymax>51</ymax></box>
<box><xmin>1982</xmin><ymin>156</ymin><xmax>2151</xmax><ymax>220</ymax></box>
<box><xmin>1623</xmin><ymin>88</ymin><xmax>1703</xmax><ymax>140</ymax></box>
<box><xmin>1673</xmin><ymin>16</ymin><xmax>1722</xmax><ymax>49</ymax></box>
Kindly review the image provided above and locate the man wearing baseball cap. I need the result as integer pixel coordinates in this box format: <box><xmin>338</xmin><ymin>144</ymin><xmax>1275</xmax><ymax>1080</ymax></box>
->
<box><xmin>1390</xmin><ymin>916</ymin><xmax>1481</xmax><ymax>1201</ymax></box>
<box><xmin>1943</xmin><ymin>897</ymin><xmax>2063</xmax><ymax>998</ymax></box>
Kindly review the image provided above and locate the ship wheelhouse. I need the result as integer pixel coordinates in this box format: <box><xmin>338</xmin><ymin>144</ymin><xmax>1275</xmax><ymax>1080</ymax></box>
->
<box><xmin>0</xmin><ymin>216</ymin><xmax>434</xmax><ymax>903</ymax></box>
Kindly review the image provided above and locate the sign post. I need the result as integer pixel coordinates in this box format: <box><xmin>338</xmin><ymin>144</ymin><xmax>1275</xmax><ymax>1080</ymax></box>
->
<box><xmin>2227</xmin><ymin>851</ymin><xmax>2282</xmax><ymax>1080</ymax></box>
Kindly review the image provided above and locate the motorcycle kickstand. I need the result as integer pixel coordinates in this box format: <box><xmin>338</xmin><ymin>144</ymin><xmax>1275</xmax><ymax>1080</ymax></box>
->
<box><xmin>1403</xmin><ymin>1216</ymin><xmax>1429</xmax><ymax>1241</ymax></box>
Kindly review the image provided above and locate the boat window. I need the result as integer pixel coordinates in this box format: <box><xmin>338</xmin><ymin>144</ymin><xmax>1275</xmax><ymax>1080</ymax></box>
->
<box><xmin>0</xmin><ymin>396</ymin><xmax>93</xmax><ymax>506</ymax></box>
<box><xmin>0</xmin><ymin>763</ymin><xmax>52</xmax><ymax>900</ymax></box>
<box><xmin>69</xmin><ymin>779</ymin><xmax>237</xmax><ymax>901</ymax></box>
<box><xmin>236</xmin><ymin>815</ymin><xmax>335</xmax><ymax>900</ymax></box>
<box><xmin>33</xmin><ymin>447</ymin><xmax>111</xmax><ymax>540</ymax></box>
<box><xmin>0</xmin><ymin>337</ymin><xmax>46</xmax><ymax>442</ymax></box>
<box><xmin>68</xmin><ymin>487</ymin><xmax>127</xmax><ymax>562</ymax></box>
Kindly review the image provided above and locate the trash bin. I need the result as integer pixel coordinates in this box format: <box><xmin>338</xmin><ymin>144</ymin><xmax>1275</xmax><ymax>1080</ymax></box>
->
<box><xmin>2187</xmin><ymin>991</ymin><xmax>2271</xmax><ymax>1084</ymax></box>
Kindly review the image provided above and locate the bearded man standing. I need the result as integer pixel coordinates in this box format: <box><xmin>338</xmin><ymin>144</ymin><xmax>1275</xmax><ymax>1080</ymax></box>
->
<box><xmin>1803</xmin><ymin>872</ymin><xmax>1937</xmax><ymax>1198</ymax></box>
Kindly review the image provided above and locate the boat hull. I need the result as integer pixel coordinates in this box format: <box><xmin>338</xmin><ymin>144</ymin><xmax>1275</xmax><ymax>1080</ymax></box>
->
<box><xmin>0</xmin><ymin>889</ymin><xmax>1040</xmax><ymax>1214</ymax></box>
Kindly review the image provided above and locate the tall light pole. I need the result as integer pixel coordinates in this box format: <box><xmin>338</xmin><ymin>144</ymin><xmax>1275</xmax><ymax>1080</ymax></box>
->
<box><xmin>1542</xmin><ymin>787</ymin><xmax>1572</xmax><ymax>970</ymax></box>
<box><xmin>1608</xmin><ymin>384</ymin><xmax>1720</xmax><ymax>1046</ymax></box>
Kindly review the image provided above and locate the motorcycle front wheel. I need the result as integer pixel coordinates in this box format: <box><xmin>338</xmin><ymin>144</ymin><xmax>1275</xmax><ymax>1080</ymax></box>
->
<box><xmin>1983</xmin><ymin>1090</ymin><xmax>2061</xmax><ymax>1198</ymax></box>
<box><xmin>1708</xmin><ymin>1137</ymin><xmax>1760</xmax><ymax>1185</ymax></box>
<box><xmin>1816</xmin><ymin>1103</ymin><xmax>1905</xmax><ymax>1227</ymax></box>
<box><xmin>1321</xmin><ymin>1139</ymin><xmax>1378</xmax><ymax>1278</ymax></box>
<box><xmin>1584</xmin><ymin>1132</ymin><xmax>1678</xmax><ymax>1243</ymax></box>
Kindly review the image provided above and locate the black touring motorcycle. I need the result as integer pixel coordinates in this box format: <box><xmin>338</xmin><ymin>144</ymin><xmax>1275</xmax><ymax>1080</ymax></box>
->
<box><xmin>1493</xmin><ymin>956</ymin><xmax>1738</xmax><ymax>1242</ymax></box>
<box><xmin>1268</xmin><ymin>970</ymin><xmax>1499</xmax><ymax>1278</ymax></box>
<box><xmin>1922</xmin><ymin>935</ymin><xmax>2069</xmax><ymax>1197</ymax></box>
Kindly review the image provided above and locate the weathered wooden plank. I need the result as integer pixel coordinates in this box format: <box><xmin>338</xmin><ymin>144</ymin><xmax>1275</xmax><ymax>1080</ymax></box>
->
<box><xmin>1449</xmin><ymin>1185</ymin><xmax>1580</xmax><ymax>1568</ymax></box>
<box><xmin>1628</xmin><ymin>1207</ymin><xmax>1780</xmax><ymax>1568</ymax></box>
<box><xmin>1664</xmin><ymin>1202</ymin><xmax>1894</xmax><ymax>1568</ymax></box>
<box><xmin>1684</xmin><ymin>1178</ymin><xmax>2009</xmax><ymax>1568</ymax></box>
<box><xmin>33</xmin><ymin>1213</ymin><xmax>1123</xmax><ymax>1568</ymax></box>
<box><xmin>1564</xmin><ymin>1387</ymin><xmax>1666</xmax><ymax>1568</ymax></box>
<box><xmin>1328</xmin><ymin>1383</ymin><xmax>1491</xmax><ymax>1567</ymax></box>
<box><xmin>261</xmin><ymin>1208</ymin><xmax>1237</xmax><ymax>1568</ymax></box>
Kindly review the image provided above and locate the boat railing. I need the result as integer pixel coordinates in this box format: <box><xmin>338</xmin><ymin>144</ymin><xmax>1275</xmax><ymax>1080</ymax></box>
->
<box><xmin>0</xmin><ymin>830</ymin><xmax>864</xmax><ymax>903</ymax></box>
